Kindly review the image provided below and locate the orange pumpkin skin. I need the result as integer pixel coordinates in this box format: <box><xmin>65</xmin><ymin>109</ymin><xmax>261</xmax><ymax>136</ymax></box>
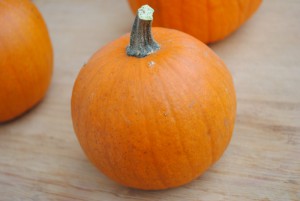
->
<box><xmin>127</xmin><ymin>0</ymin><xmax>262</xmax><ymax>43</ymax></box>
<box><xmin>0</xmin><ymin>0</ymin><xmax>53</xmax><ymax>122</ymax></box>
<box><xmin>72</xmin><ymin>26</ymin><xmax>236</xmax><ymax>190</ymax></box>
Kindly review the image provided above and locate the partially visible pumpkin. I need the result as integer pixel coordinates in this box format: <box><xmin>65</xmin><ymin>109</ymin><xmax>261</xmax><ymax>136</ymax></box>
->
<box><xmin>128</xmin><ymin>0</ymin><xmax>262</xmax><ymax>43</ymax></box>
<box><xmin>0</xmin><ymin>0</ymin><xmax>53</xmax><ymax>122</ymax></box>
<box><xmin>71</xmin><ymin>5</ymin><xmax>236</xmax><ymax>190</ymax></box>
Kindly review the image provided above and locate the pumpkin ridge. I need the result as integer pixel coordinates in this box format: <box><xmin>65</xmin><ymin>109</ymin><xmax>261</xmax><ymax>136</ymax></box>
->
<box><xmin>162</xmin><ymin>52</ymin><xmax>218</xmax><ymax>171</ymax></box>
<box><xmin>96</xmin><ymin>63</ymin><xmax>122</xmax><ymax>182</ymax></box>
<box><xmin>206</xmin><ymin>0</ymin><xmax>211</xmax><ymax>43</ymax></box>
<box><xmin>93</xmin><ymin>57</ymin><xmax>130</xmax><ymax>182</ymax></box>
<box><xmin>6</xmin><ymin>58</ymin><xmax>31</xmax><ymax>112</ymax></box>
<box><xmin>115</xmin><ymin>57</ymin><xmax>170</xmax><ymax>188</ymax></box>
<box><xmin>0</xmin><ymin>7</ymin><xmax>29</xmax><ymax>113</ymax></box>
<box><xmin>204</xmin><ymin>76</ymin><xmax>232</xmax><ymax>162</ymax></box>
<box><xmin>178</xmin><ymin>51</ymin><xmax>235</xmax><ymax>162</ymax></box>
<box><xmin>157</xmin><ymin>58</ymin><xmax>195</xmax><ymax>181</ymax></box>
<box><xmin>168</xmin><ymin>53</ymin><xmax>215</xmax><ymax>162</ymax></box>
<box><xmin>237</xmin><ymin>0</ymin><xmax>242</xmax><ymax>24</ymax></box>
<box><xmin>73</xmin><ymin>53</ymin><xmax>121</xmax><ymax>151</ymax></box>
<box><xmin>179</xmin><ymin>0</ymin><xmax>184</xmax><ymax>33</ymax></box>
<box><xmin>245</xmin><ymin>0</ymin><xmax>252</xmax><ymax>24</ymax></box>
<box><xmin>141</xmin><ymin>72</ymin><xmax>170</xmax><ymax>188</ymax></box>
<box><xmin>220</xmin><ymin>0</ymin><xmax>227</xmax><ymax>41</ymax></box>
<box><xmin>133</xmin><ymin>61</ymin><xmax>168</xmax><ymax>188</ymax></box>
<box><xmin>74</xmin><ymin>54</ymin><xmax>128</xmax><ymax>182</ymax></box>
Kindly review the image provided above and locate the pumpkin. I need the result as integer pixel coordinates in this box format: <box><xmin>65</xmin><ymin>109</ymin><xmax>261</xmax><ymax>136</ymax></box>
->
<box><xmin>71</xmin><ymin>5</ymin><xmax>236</xmax><ymax>190</ymax></box>
<box><xmin>127</xmin><ymin>0</ymin><xmax>262</xmax><ymax>43</ymax></box>
<box><xmin>0</xmin><ymin>0</ymin><xmax>53</xmax><ymax>122</ymax></box>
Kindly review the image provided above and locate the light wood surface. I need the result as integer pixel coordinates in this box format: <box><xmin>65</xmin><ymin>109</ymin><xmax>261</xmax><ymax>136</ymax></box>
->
<box><xmin>1</xmin><ymin>0</ymin><xmax>299</xmax><ymax>200</ymax></box>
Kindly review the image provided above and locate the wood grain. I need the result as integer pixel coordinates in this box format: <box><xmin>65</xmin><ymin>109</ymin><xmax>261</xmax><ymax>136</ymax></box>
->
<box><xmin>0</xmin><ymin>0</ymin><xmax>299</xmax><ymax>200</ymax></box>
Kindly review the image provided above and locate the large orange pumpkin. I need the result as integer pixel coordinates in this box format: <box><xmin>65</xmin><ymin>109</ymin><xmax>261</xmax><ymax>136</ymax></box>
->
<box><xmin>71</xmin><ymin>5</ymin><xmax>236</xmax><ymax>190</ymax></box>
<box><xmin>0</xmin><ymin>0</ymin><xmax>53</xmax><ymax>122</ymax></box>
<box><xmin>128</xmin><ymin>0</ymin><xmax>262</xmax><ymax>43</ymax></box>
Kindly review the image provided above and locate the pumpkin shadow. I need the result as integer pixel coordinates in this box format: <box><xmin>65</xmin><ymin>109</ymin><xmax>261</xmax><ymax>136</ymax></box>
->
<box><xmin>109</xmin><ymin>173</ymin><xmax>211</xmax><ymax>200</ymax></box>
<box><xmin>67</xmin><ymin>149</ymin><xmax>213</xmax><ymax>199</ymax></box>
<box><xmin>106</xmin><ymin>159</ymin><xmax>229</xmax><ymax>199</ymax></box>
<box><xmin>0</xmin><ymin>99</ymin><xmax>45</xmax><ymax>126</ymax></box>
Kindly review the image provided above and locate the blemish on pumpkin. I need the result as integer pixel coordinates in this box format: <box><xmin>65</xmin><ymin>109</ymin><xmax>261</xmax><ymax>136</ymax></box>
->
<box><xmin>122</xmin><ymin>113</ymin><xmax>131</xmax><ymax>125</ymax></box>
<box><xmin>224</xmin><ymin>87</ymin><xmax>229</xmax><ymax>94</ymax></box>
<box><xmin>224</xmin><ymin>119</ymin><xmax>229</xmax><ymax>130</ymax></box>
<box><xmin>148</xmin><ymin>61</ymin><xmax>155</xmax><ymax>68</ymax></box>
<box><xmin>89</xmin><ymin>92</ymin><xmax>95</xmax><ymax>101</ymax></box>
<box><xmin>189</xmin><ymin>100</ymin><xmax>196</xmax><ymax>108</ymax></box>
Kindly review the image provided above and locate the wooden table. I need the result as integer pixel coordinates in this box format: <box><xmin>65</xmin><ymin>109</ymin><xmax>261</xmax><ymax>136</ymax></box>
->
<box><xmin>1</xmin><ymin>0</ymin><xmax>299</xmax><ymax>200</ymax></box>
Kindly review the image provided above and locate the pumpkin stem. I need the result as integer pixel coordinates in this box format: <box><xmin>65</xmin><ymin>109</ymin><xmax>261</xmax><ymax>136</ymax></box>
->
<box><xmin>127</xmin><ymin>5</ymin><xmax>160</xmax><ymax>58</ymax></box>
